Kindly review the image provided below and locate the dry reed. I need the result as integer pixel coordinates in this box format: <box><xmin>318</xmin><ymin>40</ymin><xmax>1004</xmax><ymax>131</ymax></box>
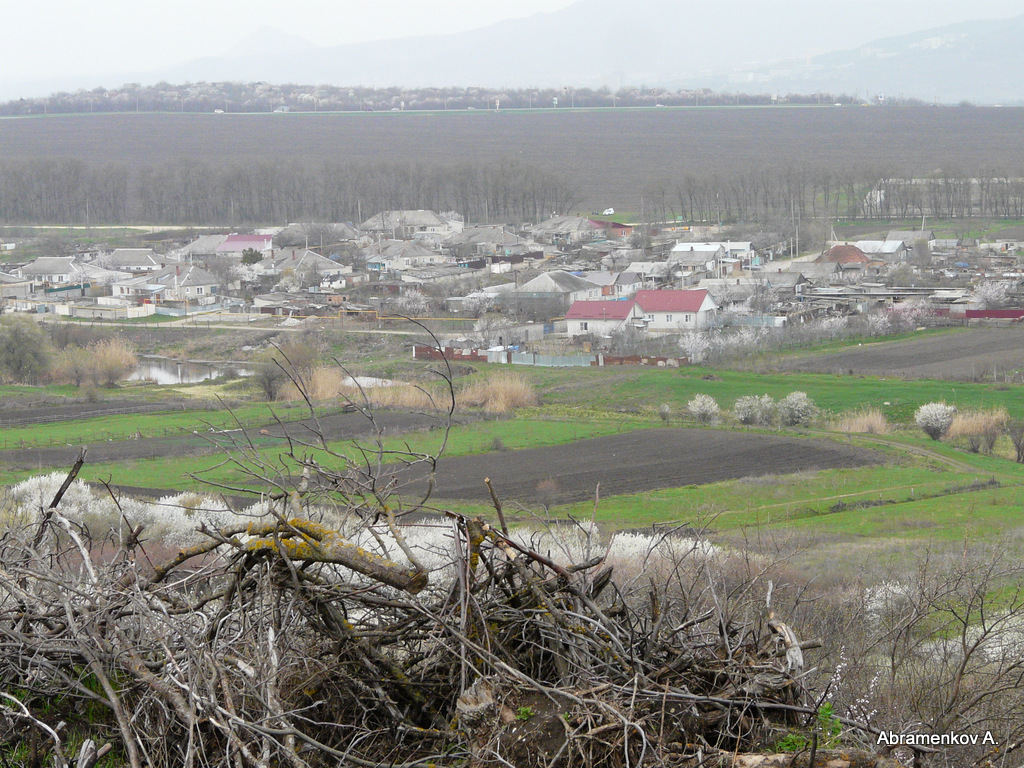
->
<box><xmin>946</xmin><ymin>407</ymin><xmax>1008</xmax><ymax>453</ymax></box>
<box><xmin>832</xmin><ymin>407</ymin><xmax>889</xmax><ymax>435</ymax></box>
<box><xmin>456</xmin><ymin>373</ymin><xmax>538</xmax><ymax>413</ymax></box>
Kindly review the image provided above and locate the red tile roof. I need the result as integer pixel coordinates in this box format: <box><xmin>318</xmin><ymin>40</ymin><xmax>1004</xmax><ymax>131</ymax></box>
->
<box><xmin>820</xmin><ymin>245</ymin><xmax>869</xmax><ymax>264</ymax></box>
<box><xmin>565</xmin><ymin>300</ymin><xmax>636</xmax><ymax>320</ymax></box>
<box><xmin>634</xmin><ymin>289</ymin><xmax>710</xmax><ymax>313</ymax></box>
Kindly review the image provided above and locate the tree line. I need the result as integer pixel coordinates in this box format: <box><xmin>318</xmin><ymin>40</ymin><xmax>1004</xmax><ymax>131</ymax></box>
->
<box><xmin>3</xmin><ymin>157</ymin><xmax>1024</xmax><ymax>227</ymax></box>
<box><xmin>1</xmin><ymin>82</ymin><xmax>870</xmax><ymax>117</ymax></box>
<box><xmin>0</xmin><ymin>157</ymin><xmax>578</xmax><ymax>226</ymax></box>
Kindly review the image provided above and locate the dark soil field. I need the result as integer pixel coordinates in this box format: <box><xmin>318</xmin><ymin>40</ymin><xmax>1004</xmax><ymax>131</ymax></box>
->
<box><xmin>780</xmin><ymin>327</ymin><xmax>1024</xmax><ymax>380</ymax></box>
<box><xmin>394</xmin><ymin>428</ymin><xmax>881</xmax><ymax>505</ymax></box>
<box><xmin>0</xmin><ymin>408</ymin><xmax>881</xmax><ymax>504</ymax></box>
<box><xmin>4</xmin><ymin>107</ymin><xmax>1024</xmax><ymax>209</ymax></box>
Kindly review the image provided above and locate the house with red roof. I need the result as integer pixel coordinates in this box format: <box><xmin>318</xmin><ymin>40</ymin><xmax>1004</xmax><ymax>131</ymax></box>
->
<box><xmin>633</xmin><ymin>289</ymin><xmax>718</xmax><ymax>330</ymax></box>
<box><xmin>216</xmin><ymin>234</ymin><xmax>274</xmax><ymax>257</ymax></box>
<box><xmin>565</xmin><ymin>300</ymin><xmax>640</xmax><ymax>336</ymax></box>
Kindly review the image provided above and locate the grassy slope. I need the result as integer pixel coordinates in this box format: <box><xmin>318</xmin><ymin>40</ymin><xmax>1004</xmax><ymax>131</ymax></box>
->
<box><xmin>5</xmin><ymin>348</ymin><xmax>1024</xmax><ymax>549</ymax></box>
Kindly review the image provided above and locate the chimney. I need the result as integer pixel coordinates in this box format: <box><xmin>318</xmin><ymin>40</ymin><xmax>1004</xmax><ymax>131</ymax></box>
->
<box><xmin>176</xmin><ymin>265</ymin><xmax>181</xmax><ymax>275</ymax></box>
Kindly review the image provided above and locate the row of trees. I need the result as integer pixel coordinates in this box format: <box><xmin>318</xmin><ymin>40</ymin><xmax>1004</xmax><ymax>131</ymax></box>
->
<box><xmin>0</xmin><ymin>157</ymin><xmax>578</xmax><ymax>226</ymax></box>
<box><xmin>4</xmin><ymin>156</ymin><xmax>1024</xmax><ymax>227</ymax></box>
<box><xmin>640</xmin><ymin>166</ymin><xmax>1024</xmax><ymax>227</ymax></box>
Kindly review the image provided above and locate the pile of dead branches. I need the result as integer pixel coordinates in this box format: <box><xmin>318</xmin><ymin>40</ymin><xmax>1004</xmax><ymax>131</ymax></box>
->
<box><xmin>0</xmin><ymin>459</ymin><xmax>903</xmax><ymax>768</ymax></box>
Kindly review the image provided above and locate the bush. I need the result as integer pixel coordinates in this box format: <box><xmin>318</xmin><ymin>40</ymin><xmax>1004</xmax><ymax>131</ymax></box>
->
<box><xmin>734</xmin><ymin>394</ymin><xmax>776</xmax><ymax>427</ymax></box>
<box><xmin>686</xmin><ymin>394</ymin><xmax>720</xmax><ymax>425</ymax></box>
<box><xmin>915</xmin><ymin>402</ymin><xmax>957</xmax><ymax>440</ymax></box>
<box><xmin>0</xmin><ymin>315</ymin><xmax>52</xmax><ymax>383</ymax></box>
<box><xmin>946</xmin><ymin>407</ymin><xmax>1008</xmax><ymax>453</ymax></box>
<box><xmin>778</xmin><ymin>391</ymin><xmax>818</xmax><ymax>427</ymax></box>
<box><xmin>90</xmin><ymin>337</ymin><xmax>138</xmax><ymax>387</ymax></box>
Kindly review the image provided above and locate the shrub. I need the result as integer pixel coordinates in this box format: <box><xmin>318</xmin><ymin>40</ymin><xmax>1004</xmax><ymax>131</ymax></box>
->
<box><xmin>0</xmin><ymin>315</ymin><xmax>52</xmax><ymax>383</ymax></box>
<box><xmin>658</xmin><ymin>403</ymin><xmax>672</xmax><ymax>424</ymax></box>
<box><xmin>946</xmin><ymin>407</ymin><xmax>1008</xmax><ymax>453</ymax></box>
<box><xmin>687</xmin><ymin>394</ymin><xmax>720</xmax><ymax>425</ymax></box>
<box><xmin>733</xmin><ymin>394</ymin><xmax>775</xmax><ymax>427</ymax></box>
<box><xmin>90</xmin><ymin>337</ymin><xmax>138</xmax><ymax>387</ymax></box>
<box><xmin>778</xmin><ymin>392</ymin><xmax>818</xmax><ymax>427</ymax></box>
<box><xmin>54</xmin><ymin>345</ymin><xmax>93</xmax><ymax>387</ymax></box>
<box><xmin>915</xmin><ymin>402</ymin><xmax>957</xmax><ymax>441</ymax></box>
<box><xmin>833</xmin><ymin>408</ymin><xmax>888</xmax><ymax>435</ymax></box>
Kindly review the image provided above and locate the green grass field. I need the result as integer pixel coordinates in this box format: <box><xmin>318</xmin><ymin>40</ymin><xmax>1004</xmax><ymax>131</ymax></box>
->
<box><xmin>515</xmin><ymin>362</ymin><xmax>1024</xmax><ymax>423</ymax></box>
<box><xmin>5</xmin><ymin>348</ymin><xmax>1024</xmax><ymax>555</ymax></box>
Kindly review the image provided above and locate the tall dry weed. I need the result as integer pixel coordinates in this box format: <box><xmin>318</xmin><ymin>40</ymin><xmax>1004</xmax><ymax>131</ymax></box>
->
<box><xmin>277</xmin><ymin>366</ymin><xmax>442</xmax><ymax>409</ymax></box>
<box><xmin>457</xmin><ymin>373</ymin><xmax>538</xmax><ymax>413</ymax></box>
<box><xmin>946</xmin><ymin>407</ymin><xmax>1008</xmax><ymax>453</ymax></box>
<box><xmin>833</xmin><ymin>408</ymin><xmax>889</xmax><ymax>435</ymax></box>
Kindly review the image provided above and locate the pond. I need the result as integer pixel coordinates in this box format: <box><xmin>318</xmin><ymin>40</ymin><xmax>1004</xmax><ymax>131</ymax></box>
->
<box><xmin>129</xmin><ymin>356</ymin><xmax>252</xmax><ymax>385</ymax></box>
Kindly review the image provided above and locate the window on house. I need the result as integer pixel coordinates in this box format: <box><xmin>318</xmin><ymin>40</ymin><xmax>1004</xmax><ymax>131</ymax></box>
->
<box><xmin>196</xmin><ymin>286</ymin><xmax>204</xmax><ymax>295</ymax></box>
<box><xmin>685</xmin><ymin>314</ymin><xmax>693</xmax><ymax>322</ymax></box>
<box><xmin>581</xmin><ymin>322</ymin><xmax>588</xmax><ymax>331</ymax></box>
<box><xmin>666</xmin><ymin>314</ymin><xmax>673</xmax><ymax>322</ymax></box>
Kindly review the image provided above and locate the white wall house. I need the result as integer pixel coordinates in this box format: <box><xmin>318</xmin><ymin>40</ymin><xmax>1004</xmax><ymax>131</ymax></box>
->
<box><xmin>564</xmin><ymin>300</ymin><xmax>640</xmax><ymax>336</ymax></box>
<box><xmin>633</xmin><ymin>289</ymin><xmax>718</xmax><ymax>331</ymax></box>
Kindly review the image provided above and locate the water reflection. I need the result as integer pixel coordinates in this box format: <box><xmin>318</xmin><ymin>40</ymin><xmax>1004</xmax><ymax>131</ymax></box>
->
<box><xmin>130</xmin><ymin>357</ymin><xmax>251</xmax><ymax>385</ymax></box>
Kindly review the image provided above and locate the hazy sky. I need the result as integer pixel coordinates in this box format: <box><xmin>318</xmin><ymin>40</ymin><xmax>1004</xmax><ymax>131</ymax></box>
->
<box><xmin>4</xmin><ymin>0</ymin><xmax>577</xmax><ymax>87</ymax></box>
<box><xmin>4</xmin><ymin>0</ymin><xmax>1023</xmax><ymax>101</ymax></box>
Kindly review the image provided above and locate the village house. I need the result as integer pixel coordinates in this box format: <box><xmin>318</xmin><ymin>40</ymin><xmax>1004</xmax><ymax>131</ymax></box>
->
<box><xmin>529</xmin><ymin>216</ymin><xmax>600</xmax><ymax>245</ymax></box>
<box><xmin>172</xmin><ymin>234</ymin><xmax>229</xmax><ymax>261</ymax></box>
<box><xmin>360</xmin><ymin>240</ymin><xmax>445</xmax><ymax>272</ymax></box>
<box><xmin>359</xmin><ymin>210</ymin><xmax>464</xmax><ymax>241</ymax></box>
<box><xmin>444</xmin><ymin>226</ymin><xmax>528</xmax><ymax>258</ymax></box>
<box><xmin>625</xmin><ymin>261</ymin><xmax>676</xmax><ymax>288</ymax></box>
<box><xmin>819</xmin><ymin>244</ymin><xmax>872</xmax><ymax>274</ymax></box>
<box><xmin>216</xmin><ymin>234</ymin><xmax>274</xmax><ymax>258</ymax></box>
<box><xmin>854</xmin><ymin>240</ymin><xmax>908</xmax><ymax>262</ymax></box>
<box><xmin>580</xmin><ymin>270</ymin><xmax>643</xmax><ymax>298</ymax></box>
<box><xmin>565</xmin><ymin>299</ymin><xmax>639</xmax><ymax>336</ymax></box>
<box><xmin>633</xmin><ymin>289</ymin><xmax>718</xmax><ymax>331</ymax></box>
<box><xmin>513</xmin><ymin>270</ymin><xmax>602</xmax><ymax>304</ymax></box>
<box><xmin>105</xmin><ymin>249</ymin><xmax>181</xmax><ymax>274</ymax></box>
<box><xmin>887</xmin><ymin>230</ymin><xmax>936</xmax><ymax>250</ymax></box>
<box><xmin>257</xmin><ymin>249</ymin><xmax>351</xmax><ymax>282</ymax></box>
<box><xmin>114</xmin><ymin>263</ymin><xmax>220</xmax><ymax>303</ymax></box>
<box><xmin>17</xmin><ymin>256</ymin><xmax>87</xmax><ymax>286</ymax></box>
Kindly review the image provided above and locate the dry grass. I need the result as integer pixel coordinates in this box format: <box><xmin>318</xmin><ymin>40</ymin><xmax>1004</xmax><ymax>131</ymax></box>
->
<box><xmin>457</xmin><ymin>373</ymin><xmax>538</xmax><ymax>413</ymax></box>
<box><xmin>832</xmin><ymin>407</ymin><xmax>889</xmax><ymax>435</ymax></box>
<box><xmin>277</xmin><ymin>366</ymin><xmax>443</xmax><ymax>410</ymax></box>
<box><xmin>946</xmin><ymin>407</ymin><xmax>1009</xmax><ymax>453</ymax></box>
<box><xmin>359</xmin><ymin>382</ymin><xmax>442</xmax><ymax>409</ymax></box>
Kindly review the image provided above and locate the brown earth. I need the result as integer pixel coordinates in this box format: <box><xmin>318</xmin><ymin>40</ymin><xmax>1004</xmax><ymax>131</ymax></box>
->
<box><xmin>390</xmin><ymin>428</ymin><xmax>882</xmax><ymax>505</ymax></box>
<box><xmin>778</xmin><ymin>327</ymin><xmax>1024</xmax><ymax>381</ymax></box>
<box><xmin>0</xmin><ymin>406</ymin><xmax>883</xmax><ymax>506</ymax></box>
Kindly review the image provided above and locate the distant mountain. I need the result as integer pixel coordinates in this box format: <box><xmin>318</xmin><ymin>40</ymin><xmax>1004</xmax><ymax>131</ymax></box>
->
<box><xmin>6</xmin><ymin>0</ymin><xmax>1024</xmax><ymax>103</ymax></box>
<box><xmin>692</xmin><ymin>15</ymin><xmax>1024</xmax><ymax>104</ymax></box>
<box><xmin>144</xmin><ymin>1</ymin><xmax>1022</xmax><ymax>98</ymax></box>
